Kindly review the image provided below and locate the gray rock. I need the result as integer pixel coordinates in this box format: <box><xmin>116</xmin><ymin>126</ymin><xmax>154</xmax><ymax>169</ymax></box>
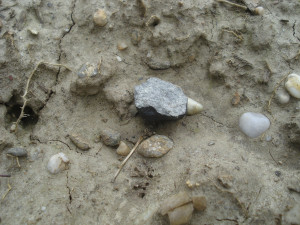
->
<box><xmin>100</xmin><ymin>128</ymin><xmax>121</xmax><ymax>147</ymax></box>
<box><xmin>138</xmin><ymin>135</ymin><xmax>173</xmax><ymax>158</ymax></box>
<box><xmin>7</xmin><ymin>147</ymin><xmax>27</xmax><ymax>157</ymax></box>
<box><xmin>134</xmin><ymin>78</ymin><xmax>188</xmax><ymax>120</ymax></box>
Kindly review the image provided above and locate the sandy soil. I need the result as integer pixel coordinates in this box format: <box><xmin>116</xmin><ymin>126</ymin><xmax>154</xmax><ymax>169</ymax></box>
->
<box><xmin>0</xmin><ymin>0</ymin><xmax>300</xmax><ymax>224</ymax></box>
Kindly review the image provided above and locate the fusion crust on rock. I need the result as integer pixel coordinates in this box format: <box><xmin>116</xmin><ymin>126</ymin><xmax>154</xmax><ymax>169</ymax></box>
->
<box><xmin>134</xmin><ymin>77</ymin><xmax>202</xmax><ymax>121</ymax></box>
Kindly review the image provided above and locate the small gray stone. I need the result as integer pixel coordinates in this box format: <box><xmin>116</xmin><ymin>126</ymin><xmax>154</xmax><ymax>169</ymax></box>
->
<box><xmin>134</xmin><ymin>78</ymin><xmax>188</xmax><ymax>121</ymax></box>
<box><xmin>138</xmin><ymin>135</ymin><xmax>173</xmax><ymax>158</ymax></box>
<box><xmin>7</xmin><ymin>147</ymin><xmax>27</xmax><ymax>157</ymax></box>
<box><xmin>100</xmin><ymin>128</ymin><xmax>121</xmax><ymax>147</ymax></box>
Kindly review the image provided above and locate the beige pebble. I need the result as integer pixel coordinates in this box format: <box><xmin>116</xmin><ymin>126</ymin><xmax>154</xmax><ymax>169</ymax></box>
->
<box><xmin>69</xmin><ymin>133</ymin><xmax>90</xmax><ymax>150</ymax></box>
<box><xmin>116</xmin><ymin>141</ymin><xmax>130</xmax><ymax>156</ymax></box>
<box><xmin>138</xmin><ymin>135</ymin><xmax>173</xmax><ymax>158</ymax></box>
<box><xmin>160</xmin><ymin>191</ymin><xmax>191</xmax><ymax>216</ymax></box>
<box><xmin>93</xmin><ymin>9</ymin><xmax>108</xmax><ymax>27</ymax></box>
<box><xmin>167</xmin><ymin>203</ymin><xmax>194</xmax><ymax>225</ymax></box>
<box><xmin>192</xmin><ymin>196</ymin><xmax>207</xmax><ymax>211</ymax></box>
<box><xmin>117</xmin><ymin>42</ymin><xmax>128</xmax><ymax>51</ymax></box>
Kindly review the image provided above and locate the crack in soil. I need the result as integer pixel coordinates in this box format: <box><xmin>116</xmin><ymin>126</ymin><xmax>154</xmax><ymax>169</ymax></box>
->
<box><xmin>38</xmin><ymin>0</ymin><xmax>77</xmax><ymax>114</ymax></box>
<box><xmin>292</xmin><ymin>21</ymin><xmax>300</xmax><ymax>42</ymax></box>
<box><xmin>200</xmin><ymin>113</ymin><xmax>233</xmax><ymax>128</ymax></box>
<box><xmin>66</xmin><ymin>171</ymin><xmax>72</xmax><ymax>214</ymax></box>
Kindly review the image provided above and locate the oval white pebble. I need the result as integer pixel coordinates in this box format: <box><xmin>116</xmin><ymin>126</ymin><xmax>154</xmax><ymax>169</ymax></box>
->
<box><xmin>285</xmin><ymin>73</ymin><xmax>300</xmax><ymax>99</ymax></box>
<box><xmin>239</xmin><ymin>112</ymin><xmax>270</xmax><ymax>138</ymax></box>
<box><xmin>277</xmin><ymin>89</ymin><xmax>290</xmax><ymax>104</ymax></box>
<box><xmin>47</xmin><ymin>152</ymin><xmax>70</xmax><ymax>174</ymax></box>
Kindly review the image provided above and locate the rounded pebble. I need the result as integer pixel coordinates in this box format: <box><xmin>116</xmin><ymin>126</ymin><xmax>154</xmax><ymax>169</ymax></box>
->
<box><xmin>131</xmin><ymin>30</ymin><xmax>142</xmax><ymax>45</ymax></box>
<box><xmin>254</xmin><ymin>6</ymin><xmax>264</xmax><ymax>15</ymax></box>
<box><xmin>167</xmin><ymin>203</ymin><xmax>194</xmax><ymax>225</ymax></box>
<box><xmin>116</xmin><ymin>141</ymin><xmax>131</xmax><ymax>156</ymax></box>
<box><xmin>7</xmin><ymin>147</ymin><xmax>27</xmax><ymax>157</ymax></box>
<box><xmin>117</xmin><ymin>41</ymin><xmax>128</xmax><ymax>51</ymax></box>
<box><xmin>100</xmin><ymin>128</ymin><xmax>121</xmax><ymax>147</ymax></box>
<box><xmin>276</xmin><ymin>89</ymin><xmax>290</xmax><ymax>104</ymax></box>
<box><xmin>69</xmin><ymin>133</ymin><xmax>90</xmax><ymax>150</ymax></box>
<box><xmin>192</xmin><ymin>196</ymin><xmax>207</xmax><ymax>211</ymax></box>
<box><xmin>138</xmin><ymin>135</ymin><xmax>174</xmax><ymax>158</ymax></box>
<box><xmin>239</xmin><ymin>112</ymin><xmax>270</xmax><ymax>138</ymax></box>
<box><xmin>93</xmin><ymin>9</ymin><xmax>107</xmax><ymax>27</ymax></box>
<box><xmin>47</xmin><ymin>153</ymin><xmax>70</xmax><ymax>174</ymax></box>
<box><xmin>285</xmin><ymin>73</ymin><xmax>300</xmax><ymax>99</ymax></box>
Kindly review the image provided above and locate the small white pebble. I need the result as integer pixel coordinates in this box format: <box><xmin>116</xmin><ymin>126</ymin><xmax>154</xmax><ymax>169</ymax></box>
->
<box><xmin>239</xmin><ymin>112</ymin><xmax>270</xmax><ymax>138</ymax></box>
<box><xmin>41</xmin><ymin>206</ymin><xmax>46</xmax><ymax>211</ymax></box>
<box><xmin>116</xmin><ymin>56</ymin><xmax>122</xmax><ymax>62</ymax></box>
<box><xmin>254</xmin><ymin>6</ymin><xmax>264</xmax><ymax>15</ymax></box>
<box><xmin>47</xmin><ymin>152</ymin><xmax>70</xmax><ymax>174</ymax></box>
<box><xmin>277</xmin><ymin>89</ymin><xmax>290</xmax><ymax>104</ymax></box>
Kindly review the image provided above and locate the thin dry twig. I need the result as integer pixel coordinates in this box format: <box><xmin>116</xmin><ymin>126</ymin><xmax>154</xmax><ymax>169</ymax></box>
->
<box><xmin>267</xmin><ymin>72</ymin><xmax>290</xmax><ymax>116</ymax></box>
<box><xmin>269</xmin><ymin>149</ymin><xmax>279</xmax><ymax>165</ymax></box>
<box><xmin>112</xmin><ymin>136</ymin><xmax>144</xmax><ymax>182</ymax></box>
<box><xmin>222</xmin><ymin>29</ymin><xmax>243</xmax><ymax>41</ymax></box>
<box><xmin>2</xmin><ymin>181</ymin><xmax>12</xmax><ymax>200</ymax></box>
<box><xmin>0</xmin><ymin>174</ymin><xmax>11</xmax><ymax>177</ymax></box>
<box><xmin>10</xmin><ymin>61</ymin><xmax>74</xmax><ymax>133</ymax></box>
<box><xmin>7</xmin><ymin>154</ymin><xmax>21</xmax><ymax>168</ymax></box>
<box><xmin>217</xmin><ymin>0</ymin><xmax>247</xmax><ymax>10</ymax></box>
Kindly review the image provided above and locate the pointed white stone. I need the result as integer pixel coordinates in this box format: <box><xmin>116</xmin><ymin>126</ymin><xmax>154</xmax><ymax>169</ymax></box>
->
<box><xmin>186</xmin><ymin>98</ymin><xmax>203</xmax><ymax>115</ymax></box>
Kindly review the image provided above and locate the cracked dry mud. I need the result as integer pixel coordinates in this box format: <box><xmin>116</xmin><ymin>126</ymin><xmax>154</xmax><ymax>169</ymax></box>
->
<box><xmin>0</xmin><ymin>0</ymin><xmax>300</xmax><ymax>224</ymax></box>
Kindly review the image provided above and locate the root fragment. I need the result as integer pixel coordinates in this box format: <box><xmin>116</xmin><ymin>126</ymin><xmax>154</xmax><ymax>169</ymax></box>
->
<box><xmin>11</xmin><ymin>61</ymin><xmax>74</xmax><ymax>133</ymax></box>
<box><xmin>222</xmin><ymin>29</ymin><xmax>243</xmax><ymax>41</ymax></box>
<box><xmin>112</xmin><ymin>136</ymin><xmax>144</xmax><ymax>183</ymax></box>
<box><xmin>2</xmin><ymin>181</ymin><xmax>12</xmax><ymax>200</ymax></box>
<box><xmin>267</xmin><ymin>72</ymin><xmax>290</xmax><ymax>116</ymax></box>
<box><xmin>217</xmin><ymin>0</ymin><xmax>247</xmax><ymax>10</ymax></box>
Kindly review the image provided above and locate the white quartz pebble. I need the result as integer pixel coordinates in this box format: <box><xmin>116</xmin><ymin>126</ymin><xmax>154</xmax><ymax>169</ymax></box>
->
<box><xmin>239</xmin><ymin>112</ymin><xmax>270</xmax><ymax>138</ymax></box>
<box><xmin>47</xmin><ymin>153</ymin><xmax>70</xmax><ymax>174</ymax></box>
<box><xmin>285</xmin><ymin>73</ymin><xmax>300</xmax><ymax>99</ymax></box>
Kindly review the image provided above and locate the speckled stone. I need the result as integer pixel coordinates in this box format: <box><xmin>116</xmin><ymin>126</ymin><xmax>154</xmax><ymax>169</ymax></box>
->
<box><xmin>137</xmin><ymin>135</ymin><xmax>174</xmax><ymax>158</ymax></box>
<box><xmin>100</xmin><ymin>128</ymin><xmax>121</xmax><ymax>147</ymax></box>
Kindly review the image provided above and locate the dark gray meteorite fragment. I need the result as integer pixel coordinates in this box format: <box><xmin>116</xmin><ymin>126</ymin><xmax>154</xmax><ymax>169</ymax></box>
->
<box><xmin>134</xmin><ymin>77</ymin><xmax>188</xmax><ymax>121</ymax></box>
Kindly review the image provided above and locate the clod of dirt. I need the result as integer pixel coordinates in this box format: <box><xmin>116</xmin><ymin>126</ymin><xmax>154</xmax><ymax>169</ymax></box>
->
<box><xmin>7</xmin><ymin>147</ymin><xmax>27</xmax><ymax>157</ymax></box>
<box><xmin>103</xmin><ymin>80</ymin><xmax>134</xmax><ymax>119</ymax></box>
<box><xmin>283</xmin><ymin>203</ymin><xmax>300</xmax><ymax>225</ymax></box>
<box><xmin>137</xmin><ymin>135</ymin><xmax>174</xmax><ymax>158</ymax></box>
<box><xmin>239</xmin><ymin>112</ymin><xmax>270</xmax><ymax>138</ymax></box>
<box><xmin>160</xmin><ymin>191</ymin><xmax>192</xmax><ymax>216</ymax></box>
<box><xmin>93</xmin><ymin>9</ymin><xmax>108</xmax><ymax>27</ymax></box>
<box><xmin>69</xmin><ymin>133</ymin><xmax>90</xmax><ymax>151</ymax></box>
<box><xmin>99</xmin><ymin>128</ymin><xmax>121</xmax><ymax>147</ymax></box>
<box><xmin>285</xmin><ymin>73</ymin><xmax>300</xmax><ymax>99</ymax></box>
<box><xmin>192</xmin><ymin>196</ymin><xmax>207</xmax><ymax>211</ymax></box>
<box><xmin>47</xmin><ymin>153</ymin><xmax>70</xmax><ymax>174</ymax></box>
<box><xmin>70</xmin><ymin>60</ymin><xmax>114</xmax><ymax>96</ymax></box>
<box><xmin>116</xmin><ymin>141</ymin><xmax>130</xmax><ymax>156</ymax></box>
<box><xmin>285</xmin><ymin>120</ymin><xmax>300</xmax><ymax>147</ymax></box>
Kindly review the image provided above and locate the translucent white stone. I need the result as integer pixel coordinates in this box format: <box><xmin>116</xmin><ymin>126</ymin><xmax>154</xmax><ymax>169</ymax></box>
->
<box><xmin>239</xmin><ymin>112</ymin><xmax>270</xmax><ymax>138</ymax></box>
<box><xmin>285</xmin><ymin>73</ymin><xmax>300</xmax><ymax>99</ymax></box>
